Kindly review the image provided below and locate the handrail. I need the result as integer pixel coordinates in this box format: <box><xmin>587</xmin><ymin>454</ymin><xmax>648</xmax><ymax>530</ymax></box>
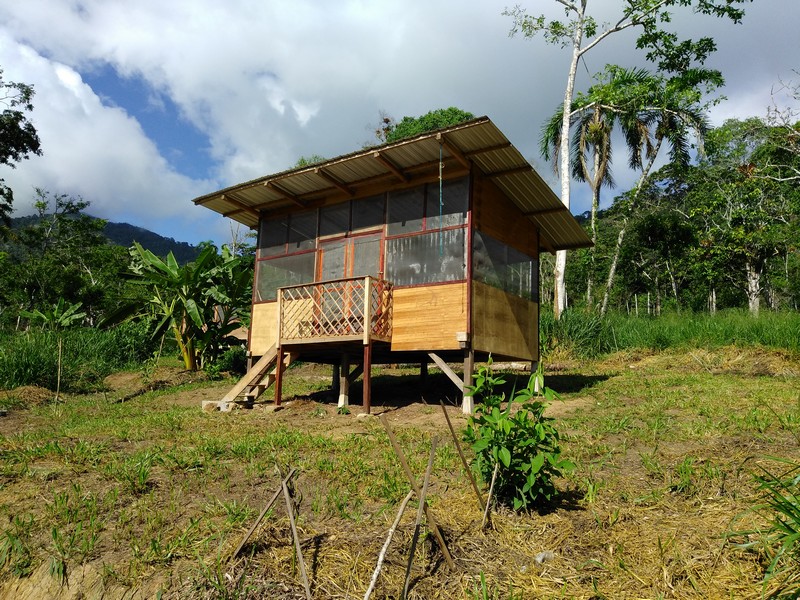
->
<box><xmin>278</xmin><ymin>277</ymin><xmax>393</xmax><ymax>344</ymax></box>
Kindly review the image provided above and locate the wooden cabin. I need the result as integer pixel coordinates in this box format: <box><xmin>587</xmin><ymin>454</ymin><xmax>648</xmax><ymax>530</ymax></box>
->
<box><xmin>194</xmin><ymin>117</ymin><xmax>591</xmax><ymax>413</ymax></box>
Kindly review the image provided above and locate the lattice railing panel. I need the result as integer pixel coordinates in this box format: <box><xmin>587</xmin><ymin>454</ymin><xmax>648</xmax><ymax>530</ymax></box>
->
<box><xmin>279</xmin><ymin>277</ymin><xmax>392</xmax><ymax>342</ymax></box>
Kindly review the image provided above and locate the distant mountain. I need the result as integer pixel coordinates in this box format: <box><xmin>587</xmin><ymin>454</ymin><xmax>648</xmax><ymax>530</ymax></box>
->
<box><xmin>9</xmin><ymin>215</ymin><xmax>201</xmax><ymax>263</ymax></box>
<box><xmin>102</xmin><ymin>221</ymin><xmax>201</xmax><ymax>263</ymax></box>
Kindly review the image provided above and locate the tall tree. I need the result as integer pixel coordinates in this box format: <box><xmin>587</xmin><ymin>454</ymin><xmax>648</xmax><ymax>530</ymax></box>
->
<box><xmin>0</xmin><ymin>68</ymin><xmax>42</xmax><ymax>237</ymax></box>
<box><xmin>681</xmin><ymin>119</ymin><xmax>799</xmax><ymax>314</ymax></box>
<box><xmin>504</xmin><ymin>0</ymin><xmax>749</xmax><ymax>318</ymax></box>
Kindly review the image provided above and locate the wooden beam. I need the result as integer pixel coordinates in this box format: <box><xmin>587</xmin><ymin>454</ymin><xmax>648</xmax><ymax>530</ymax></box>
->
<box><xmin>524</xmin><ymin>205</ymin><xmax>568</xmax><ymax>216</ymax></box>
<box><xmin>427</xmin><ymin>353</ymin><xmax>464</xmax><ymax>391</ymax></box>
<box><xmin>314</xmin><ymin>167</ymin><xmax>353</xmax><ymax>197</ymax></box>
<box><xmin>264</xmin><ymin>181</ymin><xmax>305</xmax><ymax>207</ymax></box>
<box><xmin>464</xmin><ymin>141</ymin><xmax>512</xmax><ymax>158</ymax></box>
<box><xmin>437</xmin><ymin>133</ymin><xmax>470</xmax><ymax>170</ymax></box>
<box><xmin>219</xmin><ymin>194</ymin><xmax>260</xmax><ymax>220</ymax></box>
<box><xmin>373</xmin><ymin>151</ymin><xmax>408</xmax><ymax>183</ymax></box>
<box><xmin>486</xmin><ymin>164</ymin><xmax>532</xmax><ymax>179</ymax></box>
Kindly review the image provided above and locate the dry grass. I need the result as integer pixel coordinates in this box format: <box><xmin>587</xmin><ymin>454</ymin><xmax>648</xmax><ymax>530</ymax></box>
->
<box><xmin>1</xmin><ymin>347</ymin><xmax>799</xmax><ymax>599</ymax></box>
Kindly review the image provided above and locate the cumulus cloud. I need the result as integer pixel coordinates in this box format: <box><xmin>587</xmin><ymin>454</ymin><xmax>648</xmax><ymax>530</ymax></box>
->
<box><xmin>1</xmin><ymin>0</ymin><xmax>797</xmax><ymax>240</ymax></box>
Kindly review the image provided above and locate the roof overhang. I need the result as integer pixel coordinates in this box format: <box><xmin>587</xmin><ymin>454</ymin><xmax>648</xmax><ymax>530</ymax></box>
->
<box><xmin>193</xmin><ymin>117</ymin><xmax>592</xmax><ymax>252</ymax></box>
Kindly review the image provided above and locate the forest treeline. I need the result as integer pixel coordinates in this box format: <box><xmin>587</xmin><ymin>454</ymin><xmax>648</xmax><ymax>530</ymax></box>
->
<box><xmin>554</xmin><ymin>116</ymin><xmax>799</xmax><ymax>316</ymax></box>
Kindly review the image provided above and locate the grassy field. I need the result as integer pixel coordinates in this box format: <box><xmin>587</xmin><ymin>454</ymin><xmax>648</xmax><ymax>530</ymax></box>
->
<box><xmin>0</xmin><ymin>346</ymin><xmax>799</xmax><ymax>598</ymax></box>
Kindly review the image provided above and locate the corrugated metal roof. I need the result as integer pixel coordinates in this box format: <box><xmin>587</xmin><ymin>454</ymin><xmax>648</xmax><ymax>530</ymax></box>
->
<box><xmin>193</xmin><ymin>116</ymin><xmax>591</xmax><ymax>252</ymax></box>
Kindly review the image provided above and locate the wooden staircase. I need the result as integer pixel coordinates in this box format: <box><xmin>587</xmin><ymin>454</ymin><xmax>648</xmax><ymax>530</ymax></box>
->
<box><xmin>215</xmin><ymin>344</ymin><xmax>298</xmax><ymax>408</ymax></box>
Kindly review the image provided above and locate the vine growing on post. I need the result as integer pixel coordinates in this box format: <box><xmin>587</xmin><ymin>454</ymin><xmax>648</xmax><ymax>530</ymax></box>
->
<box><xmin>464</xmin><ymin>359</ymin><xmax>573</xmax><ymax>511</ymax></box>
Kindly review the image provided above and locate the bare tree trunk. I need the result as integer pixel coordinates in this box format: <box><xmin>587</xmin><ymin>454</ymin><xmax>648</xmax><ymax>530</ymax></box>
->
<box><xmin>600</xmin><ymin>220</ymin><xmax>627</xmax><ymax>316</ymax></box>
<box><xmin>708</xmin><ymin>288</ymin><xmax>717</xmax><ymax>315</ymax></box>
<box><xmin>665</xmin><ymin>259</ymin><xmax>679</xmax><ymax>311</ymax></box>
<box><xmin>745</xmin><ymin>260</ymin><xmax>761</xmax><ymax>315</ymax></box>
<box><xmin>553</xmin><ymin>7</ymin><xmax>586</xmax><ymax>320</ymax></box>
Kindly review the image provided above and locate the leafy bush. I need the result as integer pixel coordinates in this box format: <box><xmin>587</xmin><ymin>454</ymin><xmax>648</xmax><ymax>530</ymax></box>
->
<box><xmin>204</xmin><ymin>345</ymin><xmax>247</xmax><ymax>380</ymax></box>
<box><xmin>464</xmin><ymin>360</ymin><xmax>574</xmax><ymax>511</ymax></box>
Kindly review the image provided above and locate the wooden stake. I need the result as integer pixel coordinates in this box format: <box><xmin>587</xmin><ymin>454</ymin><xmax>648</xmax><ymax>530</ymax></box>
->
<box><xmin>481</xmin><ymin>462</ymin><xmax>500</xmax><ymax>530</ymax></box>
<box><xmin>280</xmin><ymin>468</ymin><xmax>312</xmax><ymax>600</ymax></box>
<box><xmin>439</xmin><ymin>400</ymin><xmax>484</xmax><ymax>512</ymax></box>
<box><xmin>363</xmin><ymin>489</ymin><xmax>414</xmax><ymax>600</ymax></box>
<box><xmin>230</xmin><ymin>468</ymin><xmax>297</xmax><ymax>562</ymax></box>
<box><xmin>402</xmin><ymin>437</ymin><xmax>438</xmax><ymax>599</ymax></box>
<box><xmin>55</xmin><ymin>337</ymin><xmax>63</xmax><ymax>404</ymax></box>
<box><xmin>378</xmin><ymin>414</ymin><xmax>455</xmax><ymax>569</ymax></box>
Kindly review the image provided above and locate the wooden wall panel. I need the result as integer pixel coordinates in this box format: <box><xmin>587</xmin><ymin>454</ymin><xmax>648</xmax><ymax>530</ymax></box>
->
<box><xmin>250</xmin><ymin>302</ymin><xmax>278</xmax><ymax>356</ymax></box>
<box><xmin>472</xmin><ymin>281</ymin><xmax>538</xmax><ymax>361</ymax></box>
<box><xmin>472</xmin><ymin>173</ymin><xmax>539</xmax><ymax>258</ymax></box>
<box><xmin>391</xmin><ymin>283</ymin><xmax>467</xmax><ymax>351</ymax></box>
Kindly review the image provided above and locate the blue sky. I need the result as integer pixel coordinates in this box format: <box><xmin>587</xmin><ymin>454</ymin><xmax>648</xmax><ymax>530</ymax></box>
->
<box><xmin>83</xmin><ymin>65</ymin><xmax>212</xmax><ymax>181</ymax></box>
<box><xmin>1</xmin><ymin>0</ymin><xmax>798</xmax><ymax>246</ymax></box>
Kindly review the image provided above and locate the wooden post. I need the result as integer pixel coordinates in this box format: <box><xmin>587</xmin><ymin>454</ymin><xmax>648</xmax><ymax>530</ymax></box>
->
<box><xmin>462</xmin><ymin>347</ymin><xmax>474</xmax><ymax>414</ymax></box>
<box><xmin>363</xmin><ymin>276</ymin><xmax>372</xmax><ymax>344</ymax></box>
<box><xmin>338</xmin><ymin>353</ymin><xmax>350</xmax><ymax>409</ymax></box>
<box><xmin>274</xmin><ymin>346</ymin><xmax>284</xmax><ymax>406</ymax></box>
<box><xmin>363</xmin><ymin>341</ymin><xmax>372</xmax><ymax>414</ymax></box>
<box><xmin>420</xmin><ymin>360</ymin><xmax>428</xmax><ymax>386</ymax></box>
<box><xmin>332</xmin><ymin>363</ymin><xmax>340</xmax><ymax>397</ymax></box>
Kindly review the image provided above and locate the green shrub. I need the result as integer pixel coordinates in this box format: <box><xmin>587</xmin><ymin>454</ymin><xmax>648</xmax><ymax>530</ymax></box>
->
<box><xmin>464</xmin><ymin>361</ymin><xmax>574</xmax><ymax>511</ymax></box>
<box><xmin>204</xmin><ymin>344</ymin><xmax>247</xmax><ymax>380</ymax></box>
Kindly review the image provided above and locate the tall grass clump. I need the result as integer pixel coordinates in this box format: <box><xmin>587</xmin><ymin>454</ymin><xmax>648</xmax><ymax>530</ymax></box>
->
<box><xmin>0</xmin><ymin>322</ymin><xmax>157</xmax><ymax>392</ymax></box>
<box><xmin>539</xmin><ymin>309</ymin><xmax>610</xmax><ymax>358</ymax></box>
<box><xmin>604</xmin><ymin>310</ymin><xmax>800</xmax><ymax>353</ymax></box>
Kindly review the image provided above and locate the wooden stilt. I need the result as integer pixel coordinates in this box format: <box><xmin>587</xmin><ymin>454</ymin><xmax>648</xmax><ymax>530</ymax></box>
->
<box><xmin>462</xmin><ymin>347</ymin><xmax>475</xmax><ymax>414</ymax></box>
<box><xmin>420</xmin><ymin>360</ymin><xmax>428</xmax><ymax>386</ymax></box>
<box><xmin>363</xmin><ymin>342</ymin><xmax>372</xmax><ymax>414</ymax></box>
<box><xmin>332</xmin><ymin>363</ymin><xmax>340</xmax><ymax>397</ymax></box>
<box><xmin>338</xmin><ymin>353</ymin><xmax>350</xmax><ymax>408</ymax></box>
<box><xmin>274</xmin><ymin>346</ymin><xmax>284</xmax><ymax>406</ymax></box>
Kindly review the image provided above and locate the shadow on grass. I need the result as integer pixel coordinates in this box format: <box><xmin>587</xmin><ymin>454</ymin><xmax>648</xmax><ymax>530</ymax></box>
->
<box><xmin>302</xmin><ymin>370</ymin><xmax>610</xmax><ymax>409</ymax></box>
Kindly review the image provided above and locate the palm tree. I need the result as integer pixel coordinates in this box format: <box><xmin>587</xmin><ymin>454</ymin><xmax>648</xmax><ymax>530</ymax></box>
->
<box><xmin>541</xmin><ymin>67</ymin><xmax>655</xmax><ymax>309</ymax></box>
<box><xmin>597</xmin><ymin>68</ymin><xmax>712</xmax><ymax>315</ymax></box>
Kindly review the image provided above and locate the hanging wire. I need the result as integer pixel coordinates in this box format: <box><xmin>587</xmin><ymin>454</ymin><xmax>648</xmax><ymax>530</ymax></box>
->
<box><xmin>439</xmin><ymin>142</ymin><xmax>444</xmax><ymax>256</ymax></box>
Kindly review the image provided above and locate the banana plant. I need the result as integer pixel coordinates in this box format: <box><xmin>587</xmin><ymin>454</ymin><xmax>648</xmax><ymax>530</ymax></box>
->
<box><xmin>106</xmin><ymin>242</ymin><xmax>251</xmax><ymax>371</ymax></box>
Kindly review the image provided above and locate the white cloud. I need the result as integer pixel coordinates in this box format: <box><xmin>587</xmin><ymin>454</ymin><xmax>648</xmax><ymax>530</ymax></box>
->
<box><xmin>1</xmin><ymin>0</ymin><xmax>797</xmax><ymax>245</ymax></box>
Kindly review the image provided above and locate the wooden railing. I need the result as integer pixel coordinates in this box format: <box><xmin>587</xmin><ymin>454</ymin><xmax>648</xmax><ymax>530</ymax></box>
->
<box><xmin>278</xmin><ymin>277</ymin><xmax>393</xmax><ymax>344</ymax></box>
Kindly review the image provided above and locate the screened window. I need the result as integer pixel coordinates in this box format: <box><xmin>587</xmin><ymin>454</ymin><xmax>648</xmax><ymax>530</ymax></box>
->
<box><xmin>287</xmin><ymin>211</ymin><xmax>316</xmax><ymax>252</ymax></box>
<box><xmin>259</xmin><ymin>216</ymin><xmax>288</xmax><ymax>258</ymax></box>
<box><xmin>255</xmin><ymin>253</ymin><xmax>316</xmax><ymax>302</ymax></box>
<box><xmin>387</xmin><ymin>187</ymin><xmax>424</xmax><ymax>235</ymax></box>
<box><xmin>352</xmin><ymin>195</ymin><xmax>385</xmax><ymax>231</ymax></box>
<box><xmin>473</xmin><ymin>231</ymin><xmax>538</xmax><ymax>301</ymax></box>
<box><xmin>319</xmin><ymin>202</ymin><xmax>350</xmax><ymax>237</ymax></box>
<box><xmin>386</xmin><ymin>229</ymin><xmax>466</xmax><ymax>286</ymax></box>
<box><xmin>425</xmin><ymin>177</ymin><xmax>468</xmax><ymax>229</ymax></box>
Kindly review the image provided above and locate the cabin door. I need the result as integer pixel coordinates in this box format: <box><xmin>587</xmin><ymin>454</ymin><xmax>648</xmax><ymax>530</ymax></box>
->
<box><xmin>317</xmin><ymin>234</ymin><xmax>382</xmax><ymax>331</ymax></box>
